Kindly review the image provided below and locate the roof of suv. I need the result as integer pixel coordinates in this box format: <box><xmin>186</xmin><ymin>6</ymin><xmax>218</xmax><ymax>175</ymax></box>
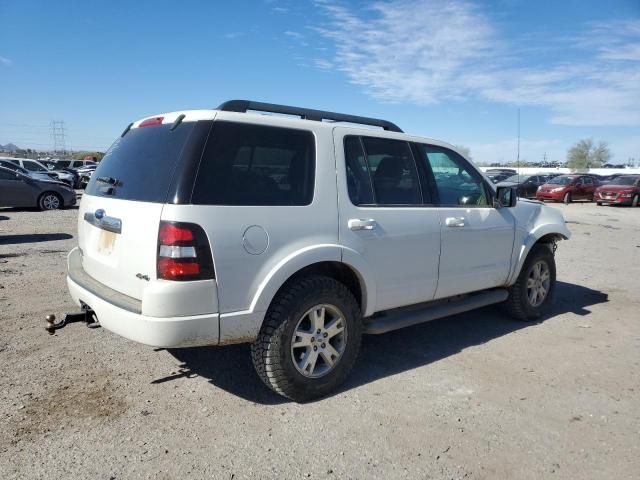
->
<box><xmin>130</xmin><ymin>100</ymin><xmax>463</xmax><ymax>157</ymax></box>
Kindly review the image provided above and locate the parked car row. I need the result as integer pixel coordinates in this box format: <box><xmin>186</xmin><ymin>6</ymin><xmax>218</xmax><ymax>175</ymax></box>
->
<box><xmin>0</xmin><ymin>157</ymin><xmax>98</xmax><ymax>189</ymax></box>
<box><xmin>0</xmin><ymin>165</ymin><xmax>77</xmax><ymax>210</ymax></box>
<box><xmin>534</xmin><ymin>174</ymin><xmax>640</xmax><ymax>206</ymax></box>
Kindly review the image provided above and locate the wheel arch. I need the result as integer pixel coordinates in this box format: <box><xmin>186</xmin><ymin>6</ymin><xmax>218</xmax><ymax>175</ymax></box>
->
<box><xmin>507</xmin><ymin>226</ymin><xmax>569</xmax><ymax>286</ymax></box>
<box><xmin>249</xmin><ymin>246</ymin><xmax>374</xmax><ymax>318</ymax></box>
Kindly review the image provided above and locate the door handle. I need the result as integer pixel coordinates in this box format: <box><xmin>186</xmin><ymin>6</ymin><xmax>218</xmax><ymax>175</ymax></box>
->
<box><xmin>445</xmin><ymin>216</ymin><xmax>466</xmax><ymax>227</ymax></box>
<box><xmin>348</xmin><ymin>218</ymin><xmax>377</xmax><ymax>231</ymax></box>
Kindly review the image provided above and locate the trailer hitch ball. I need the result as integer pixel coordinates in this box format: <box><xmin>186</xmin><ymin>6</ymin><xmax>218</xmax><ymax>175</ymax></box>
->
<box><xmin>45</xmin><ymin>314</ymin><xmax>57</xmax><ymax>335</ymax></box>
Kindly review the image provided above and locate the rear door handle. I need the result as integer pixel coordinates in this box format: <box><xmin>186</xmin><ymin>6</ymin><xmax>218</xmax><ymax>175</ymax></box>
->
<box><xmin>348</xmin><ymin>218</ymin><xmax>377</xmax><ymax>231</ymax></box>
<box><xmin>445</xmin><ymin>216</ymin><xmax>466</xmax><ymax>227</ymax></box>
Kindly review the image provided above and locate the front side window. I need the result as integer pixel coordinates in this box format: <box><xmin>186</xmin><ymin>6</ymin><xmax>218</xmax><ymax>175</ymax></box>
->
<box><xmin>192</xmin><ymin>121</ymin><xmax>315</xmax><ymax>206</ymax></box>
<box><xmin>0</xmin><ymin>169</ymin><xmax>18</xmax><ymax>180</ymax></box>
<box><xmin>415</xmin><ymin>144</ymin><xmax>489</xmax><ymax>206</ymax></box>
<box><xmin>23</xmin><ymin>161</ymin><xmax>47</xmax><ymax>172</ymax></box>
<box><xmin>361</xmin><ymin>137</ymin><xmax>422</xmax><ymax>205</ymax></box>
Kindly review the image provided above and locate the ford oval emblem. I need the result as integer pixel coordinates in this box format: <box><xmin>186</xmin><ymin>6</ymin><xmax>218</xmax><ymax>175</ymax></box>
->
<box><xmin>95</xmin><ymin>209</ymin><xmax>105</xmax><ymax>219</ymax></box>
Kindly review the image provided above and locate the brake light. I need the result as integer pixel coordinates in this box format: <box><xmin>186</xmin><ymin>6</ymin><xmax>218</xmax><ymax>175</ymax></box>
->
<box><xmin>139</xmin><ymin>116</ymin><xmax>164</xmax><ymax>128</ymax></box>
<box><xmin>157</xmin><ymin>221</ymin><xmax>215</xmax><ymax>281</ymax></box>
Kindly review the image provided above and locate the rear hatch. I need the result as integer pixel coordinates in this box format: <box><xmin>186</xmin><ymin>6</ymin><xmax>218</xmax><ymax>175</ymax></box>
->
<box><xmin>79</xmin><ymin>119</ymin><xmax>205</xmax><ymax>300</ymax></box>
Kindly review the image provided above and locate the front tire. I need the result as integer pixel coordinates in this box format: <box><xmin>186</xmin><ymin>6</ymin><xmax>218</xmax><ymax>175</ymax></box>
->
<box><xmin>596</xmin><ymin>202</ymin><xmax>603</xmax><ymax>206</ymax></box>
<box><xmin>505</xmin><ymin>245</ymin><xmax>556</xmax><ymax>321</ymax></box>
<box><xmin>632</xmin><ymin>195</ymin><xmax>639</xmax><ymax>207</ymax></box>
<box><xmin>563</xmin><ymin>192</ymin><xmax>572</xmax><ymax>204</ymax></box>
<box><xmin>38</xmin><ymin>192</ymin><xmax>62</xmax><ymax>210</ymax></box>
<box><xmin>251</xmin><ymin>275</ymin><xmax>362</xmax><ymax>402</ymax></box>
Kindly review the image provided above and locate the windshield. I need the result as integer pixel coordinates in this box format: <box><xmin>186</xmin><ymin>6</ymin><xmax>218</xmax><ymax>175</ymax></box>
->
<box><xmin>85</xmin><ymin>122</ymin><xmax>196</xmax><ymax>202</ymax></box>
<box><xmin>548</xmin><ymin>176</ymin><xmax>572</xmax><ymax>185</ymax></box>
<box><xmin>503</xmin><ymin>174</ymin><xmax>531</xmax><ymax>183</ymax></box>
<box><xmin>609</xmin><ymin>176</ymin><xmax>638</xmax><ymax>186</ymax></box>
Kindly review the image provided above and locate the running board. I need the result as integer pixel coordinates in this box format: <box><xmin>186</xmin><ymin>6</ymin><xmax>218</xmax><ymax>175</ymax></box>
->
<box><xmin>363</xmin><ymin>289</ymin><xmax>509</xmax><ymax>335</ymax></box>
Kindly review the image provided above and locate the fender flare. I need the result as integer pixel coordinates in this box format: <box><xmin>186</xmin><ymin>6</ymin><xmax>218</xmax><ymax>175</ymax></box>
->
<box><xmin>248</xmin><ymin>244</ymin><xmax>376</xmax><ymax>317</ymax></box>
<box><xmin>507</xmin><ymin>223</ymin><xmax>570</xmax><ymax>285</ymax></box>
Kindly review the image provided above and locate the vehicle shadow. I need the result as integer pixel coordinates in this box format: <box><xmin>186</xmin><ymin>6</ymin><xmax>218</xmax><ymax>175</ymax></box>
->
<box><xmin>0</xmin><ymin>233</ymin><xmax>73</xmax><ymax>245</ymax></box>
<box><xmin>0</xmin><ymin>215</ymin><xmax>9</xmax><ymax>221</ymax></box>
<box><xmin>165</xmin><ymin>281</ymin><xmax>608</xmax><ymax>404</ymax></box>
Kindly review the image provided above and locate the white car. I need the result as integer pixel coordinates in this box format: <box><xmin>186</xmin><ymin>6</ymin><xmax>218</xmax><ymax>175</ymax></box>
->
<box><xmin>8</xmin><ymin>158</ymin><xmax>75</xmax><ymax>186</ymax></box>
<box><xmin>66</xmin><ymin>100</ymin><xmax>570</xmax><ymax>401</ymax></box>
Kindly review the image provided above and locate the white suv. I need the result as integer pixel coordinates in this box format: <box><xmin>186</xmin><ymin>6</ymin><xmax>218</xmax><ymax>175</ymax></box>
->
<box><xmin>67</xmin><ymin>100</ymin><xmax>570</xmax><ymax>401</ymax></box>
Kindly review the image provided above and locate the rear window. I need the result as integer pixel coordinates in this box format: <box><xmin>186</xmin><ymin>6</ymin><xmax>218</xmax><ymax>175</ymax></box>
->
<box><xmin>192</xmin><ymin>121</ymin><xmax>315</xmax><ymax>206</ymax></box>
<box><xmin>86</xmin><ymin>122</ymin><xmax>196</xmax><ymax>202</ymax></box>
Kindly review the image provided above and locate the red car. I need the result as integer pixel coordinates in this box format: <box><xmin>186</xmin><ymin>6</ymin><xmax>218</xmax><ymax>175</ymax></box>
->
<box><xmin>594</xmin><ymin>175</ymin><xmax>640</xmax><ymax>207</ymax></box>
<box><xmin>536</xmin><ymin>174</ymin><xmax>599</xmax><ymax>203</ymax></box>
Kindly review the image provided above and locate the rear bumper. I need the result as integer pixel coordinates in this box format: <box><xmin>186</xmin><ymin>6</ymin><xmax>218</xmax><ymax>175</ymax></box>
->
<box><xmin>66</xmin><ymin>248</ymin><xmax>219</xmax><ymax>348</ymax></box>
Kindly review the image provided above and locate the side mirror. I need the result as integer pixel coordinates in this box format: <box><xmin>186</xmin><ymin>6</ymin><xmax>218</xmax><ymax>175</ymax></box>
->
<box><xmin>494</xmin><ymin>186</ymin><xmax>517</xmax><ymax>208</ymax></box>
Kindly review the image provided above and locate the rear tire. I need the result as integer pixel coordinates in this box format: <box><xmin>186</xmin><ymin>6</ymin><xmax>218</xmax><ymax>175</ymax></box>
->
<box><xmin>251</xmin><ymin>275</ymin><xmax>362</xmax><ymax>402</ymax></box>
<box><xmin>38</xmin><ymin>192</ymin><xmax>62</xmax><ymax>211</ymax></box>
<box><xmin>596</xmin><ymin>202</ymin><xmax>602</xmax><ymax>206</ymax></box>
<box><xmin>505</xmin><ymin>245</ymin><xmax>556</xmax><ymax>321</ymax></box>
<box><xmin>563</xmin><ymin>192</ymin><xmax>572</xmax><ymax>204</ymax></box>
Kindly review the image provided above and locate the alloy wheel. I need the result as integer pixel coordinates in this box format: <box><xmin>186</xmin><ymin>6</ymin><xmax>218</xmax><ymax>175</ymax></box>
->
<box><xmin>526</xmin><ymin>260</ymin><xmax>551</xmax><ymax>307</ymax></box>
<box><xmin>291</xmin><ymin>304</ymin><xmax>347</xmax><ymax>378</ymax></box>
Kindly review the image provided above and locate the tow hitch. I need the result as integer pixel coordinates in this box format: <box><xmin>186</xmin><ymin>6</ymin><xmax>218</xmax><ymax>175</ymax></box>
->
<box><xmin>45</xmin><ymin>305</ymin><xmax>100</xmax><ymax>335</ymax></box>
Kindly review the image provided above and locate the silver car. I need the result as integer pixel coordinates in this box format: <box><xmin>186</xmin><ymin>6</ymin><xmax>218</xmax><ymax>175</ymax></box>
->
<box><xmin>0</xmin><ymin>166</ymin><xmax>77</xmax><ymax>210</ymax></box>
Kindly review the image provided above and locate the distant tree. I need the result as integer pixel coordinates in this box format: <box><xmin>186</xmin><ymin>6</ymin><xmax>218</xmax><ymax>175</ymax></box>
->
<box><xmin>455</xmin><ymin>145</ymin><xmax>472</xmax><ymax>160</ymax></box>
<box><xmin>567</xmin><ymin>139</ymin><xmax>611</xmax><ymax>171</ymax></box>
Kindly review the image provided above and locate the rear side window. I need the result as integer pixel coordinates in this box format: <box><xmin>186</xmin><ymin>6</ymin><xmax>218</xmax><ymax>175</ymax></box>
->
<box><xmin>56</xmin><ymin>161</ymin><xmax>71</xmax><ymax>168</ymax></box>
<box><xmin>192</xmin><ymin>121</ymin><xmax>315</xmax><ymax>206</ymax></box>
<box><xmin>86</xmin><ymin>123</ymin><xmax>196</xmax><ymax>202</ymax></box>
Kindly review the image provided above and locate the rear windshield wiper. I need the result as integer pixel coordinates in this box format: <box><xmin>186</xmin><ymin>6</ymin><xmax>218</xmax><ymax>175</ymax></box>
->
<box><xmin>96</xmin><ymin>176</ymin><xmax>121</xmax><ymax>186</ymax></box>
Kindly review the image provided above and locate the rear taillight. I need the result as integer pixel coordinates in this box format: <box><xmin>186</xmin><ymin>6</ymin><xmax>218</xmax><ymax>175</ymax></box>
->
<box><xmin>157</xmin><ymin>221</ymin><xmax>215</xmax><ymax>281</ymax></box>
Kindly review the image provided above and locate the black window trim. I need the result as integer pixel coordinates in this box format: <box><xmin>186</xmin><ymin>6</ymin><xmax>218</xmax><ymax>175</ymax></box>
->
<box><xmin>343</xmin><ymin>134</ymin><xmax>432</xmax><ymax>208</ymax></box>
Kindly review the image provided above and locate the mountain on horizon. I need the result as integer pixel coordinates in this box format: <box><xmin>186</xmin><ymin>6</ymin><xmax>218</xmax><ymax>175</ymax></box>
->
<box><xmin>0</xmin><ymin>143</ymin><xmax>19</xmax><ymax>152</ymax></box>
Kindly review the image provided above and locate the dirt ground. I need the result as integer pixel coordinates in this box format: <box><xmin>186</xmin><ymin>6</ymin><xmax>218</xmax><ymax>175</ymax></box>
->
<box><xmin>1</xmin><ymin>198</ymin><xmax>638</xmax><ymax>480</ymax></box>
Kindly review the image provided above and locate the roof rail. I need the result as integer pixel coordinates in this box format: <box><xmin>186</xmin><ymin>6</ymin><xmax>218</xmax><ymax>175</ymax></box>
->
<box><xmin>216</xmin><ymin>100</ymin><xmax>403</xmax><ymax>133</ymax></box>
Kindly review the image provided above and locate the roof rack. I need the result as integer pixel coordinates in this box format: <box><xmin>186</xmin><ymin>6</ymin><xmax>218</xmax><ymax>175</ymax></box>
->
<box><xmin>216</xmin><ymin>100</ymin><xmax>403</xmax><ymax>133</ymax></box>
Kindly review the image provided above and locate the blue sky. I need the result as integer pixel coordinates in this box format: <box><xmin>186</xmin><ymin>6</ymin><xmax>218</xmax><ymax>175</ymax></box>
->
<box><xmin>1</xmin><ymin>0</ymin><xmax>639</xmax><ymax>164</ymax></box>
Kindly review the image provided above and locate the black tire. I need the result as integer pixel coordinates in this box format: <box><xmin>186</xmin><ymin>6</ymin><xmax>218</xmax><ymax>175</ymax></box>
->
<box><xmin>251</xmin><ymin>275</ymin><xmax>362</xmax><ymax>402</ymax></box>
<box><xmin>563</xmin><ymin>192</ymin><xmax>572</xmax><ymax>204</ymax></box>
<box><xmin>632</xmin><ymin>195</ymin><xmax>639</xmax><ymax>208</ymax></box>
<box><xmin>38</xmin><ymin>192</ymin><xmax>62</xmax><ymax>211</ymax></box>
<box><xmin>596</xmin><ymin>202</ymin><xmax>602</xmax><ymax>206</ymax></box>
<box><xmin>505</xmin><ymin>244</ymin><xmax>556</xmax><ymax>321</ymax></box>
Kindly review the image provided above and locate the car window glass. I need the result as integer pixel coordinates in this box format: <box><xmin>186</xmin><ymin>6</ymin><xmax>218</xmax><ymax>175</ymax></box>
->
<box><xmin>24</xmin><ymin>162</ymin><xmax>46</xmax><ymax>172</ymax></box>
<box><xmin>361</xmin><ymin>137</ymin><xmax>422</xmax><ymax>205</ymax></box>
<box><xmin>56</xmin><ymin>161</ymin><xmax>71</xmax><ymax>168</ymax></box>
<box><xmin>584</xmin><ymin>177</ymin><xmax>593</xmax><ymax>185</ymax></box>
<box><xmin>193</xmin><ymin>121</ymin><xmax>315</xmax><ymax>206</ymax></box>
<box><xmin>415</xmin><ymin>144</ymin><xmax>489</xmax><ymax>206</ymax></box>
<box><xmin>0</xmin><ymin>169</ymin><xmax>18</xmax><ymax>180</ymax></box>
<box><xmin>344</xmin><ymin>136</ymin><xmax>374</xmax><ymax>205</ymax></box>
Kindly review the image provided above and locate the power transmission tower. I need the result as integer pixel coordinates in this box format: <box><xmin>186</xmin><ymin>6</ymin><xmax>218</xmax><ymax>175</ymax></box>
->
<box><xmin>50</xmin><ymin>120</ymin><xmax>67</xmax><ymax>155</ymax></box>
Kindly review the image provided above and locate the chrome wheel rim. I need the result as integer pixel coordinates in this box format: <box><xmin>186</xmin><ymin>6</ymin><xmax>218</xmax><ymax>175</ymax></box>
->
<box><xmin>291</xmin><ymin>304</ymin><xmax>347</xmax><ymax>378</ymax></box>
<box><xmin>526</xmin><ymin>260</ymin><xmax>550</xmax><ymax>307</ymax></box>
<box><xmin>43</xmin><ymin>195</ymin><xmax>60</xmax><ymax>210</ymax></box>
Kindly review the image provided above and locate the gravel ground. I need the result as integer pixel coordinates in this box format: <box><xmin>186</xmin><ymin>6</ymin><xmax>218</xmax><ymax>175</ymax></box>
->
<box><xmin>1</xmin><ymin>198</ymin><xmax>639</xmax><ymax>479</ymax></box>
